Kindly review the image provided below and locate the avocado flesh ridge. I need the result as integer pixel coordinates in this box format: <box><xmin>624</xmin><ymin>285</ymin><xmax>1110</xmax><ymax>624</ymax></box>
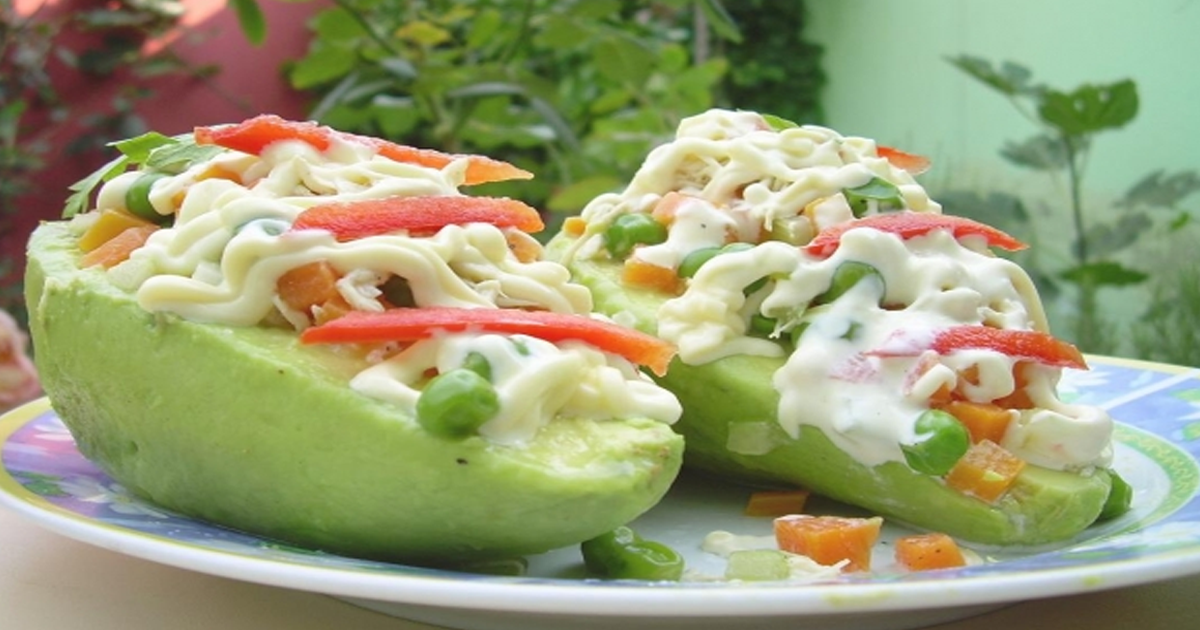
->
<box><xmin>26</xmin><ymin>222</ymin><xmax>683</xmax><ymax>563</ymax></box>
<box><xmin>549</xmin><ymin>234</ymin><xmax>1111</xmax><ymax>546</ymax></box>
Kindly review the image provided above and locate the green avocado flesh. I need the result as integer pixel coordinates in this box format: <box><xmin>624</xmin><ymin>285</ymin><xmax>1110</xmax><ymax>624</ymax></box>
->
<box><xmin>548</xmin><ymin>234</ymin><xmax>1113</xmax><ymax>546</ymax></box>
<box><xmin>25</xmin><ymin>222</ymin><xmax>683</xmax><ymax>563</ymax></box>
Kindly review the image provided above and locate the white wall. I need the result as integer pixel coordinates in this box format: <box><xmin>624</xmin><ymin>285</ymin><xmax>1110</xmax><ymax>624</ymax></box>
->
<box><xmin>806</xmin><ymin>0</ymin><xmax>1200</xmax><ymax>350</ymax></box>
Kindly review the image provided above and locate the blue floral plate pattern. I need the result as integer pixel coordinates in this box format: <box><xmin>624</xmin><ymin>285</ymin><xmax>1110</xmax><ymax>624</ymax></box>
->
<box><xmin>3</xmin><ymin>356</ymin><xmax>1200</xmax><ymax>630</ymax></box>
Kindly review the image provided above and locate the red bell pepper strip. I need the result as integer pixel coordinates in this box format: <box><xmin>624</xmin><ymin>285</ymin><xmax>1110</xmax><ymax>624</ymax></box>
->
<box><xmin>301</xmin><ymin>307</ymin><xmax>677</xmax><ymax>376</ymax></box>
<box><xmin>194</xmin><ymin>115</ymin><xmax>533</xmax><ymax>185</ymax></box>
<box><xmin>877</xmin><ymin>145</ymin><xmax>931</xmax><ymax>175</ymax></box>
<box><xmin>869</xmin><ymin>326</ymin><xmax>1087</xmax><ymax>370</ymax></box>
<box><xmin>291</xmin><ymin>196</ymin><xmax>545</xmax><ymax>241</ymax></box>
<box><xmin>805</xmin><ymin>212</ymin><xmax>1028</xmax><ymax>258</ymax></box>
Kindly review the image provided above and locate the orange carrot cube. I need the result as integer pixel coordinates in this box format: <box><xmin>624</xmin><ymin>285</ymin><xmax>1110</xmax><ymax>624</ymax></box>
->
<box><xmin>940</xmin><ymin>401</ymin><xmax>1013</xmax><ymax>444</ymax></box>
<box><xmin>894</xmin><ymin>532</ymin><xmax>967</xmax><ymax>571</ymax></box>
<box><xmin>563</xmin><ymin>216</ymin><xmax>588</xmax><ymax>237</ymax></box>
<box><xmin>78</xmin><ymin>209</ymin><xmax>156</xmax><ymax>253</ymax></box>
<box><xmin>622</xmin><ymin>258</ymin><xmax>681</xmax><ymax>295</ymax></box>
<box><xmin>773</xmin><ymin>515</ymin><xmax>883</xmax><ymax>572</ymax></box>
<box><xmin>277</xmin><ymin>261</ymin><xmax>341</xmax><ymax>313</ymax></box>
<box><xmin>79</xmin><ymin>224</ymin><xmax>158</xmax><ymax>268</ymax></box>
<box><xmin>744</xmin><ymin>489</ymin><xmax>811</xmax><ymax>517</ymax></box>
<box><xmin>945</xmin><ymin>440</ymin><xmax>1026</xmax><ymax>503</ymax></box>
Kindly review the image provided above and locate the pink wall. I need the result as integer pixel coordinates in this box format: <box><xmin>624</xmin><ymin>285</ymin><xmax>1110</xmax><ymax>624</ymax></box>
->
<box><xmin>3</xmin><ymin>0</ymin><xmax>318</xmax><ymax>289</ymax></box>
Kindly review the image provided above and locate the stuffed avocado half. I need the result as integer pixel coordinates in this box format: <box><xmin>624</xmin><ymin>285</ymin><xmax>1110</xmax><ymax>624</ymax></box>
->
<box><xmin>547</xmin><ymin>109</ymin><xmax>1129</xmax><ymax>546</ymax></box>
<box><xmin>26</xmin><ymin>117</ymin><xmax>683</xmax><ymax>564</ymax></box>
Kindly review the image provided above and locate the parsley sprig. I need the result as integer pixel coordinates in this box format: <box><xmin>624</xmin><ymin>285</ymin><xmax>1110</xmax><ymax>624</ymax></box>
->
<box><xmin>62</xmin><ymin>132</ymin><xmax>226</xmax><ymax>218</ymax></box>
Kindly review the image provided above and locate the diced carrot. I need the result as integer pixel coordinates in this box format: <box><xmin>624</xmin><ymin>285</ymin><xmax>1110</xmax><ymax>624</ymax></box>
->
<box><xmin>563</xmin><ymin>216</ymin><xmax>588</xmax><ymax>237</ymax></box>
<box><xmin>939</xmin><ymin>401</ymin><xmax>1013</xmax><ymax>444</ymax></box>
<box><xmin>313</xmin><ymin>294</ymin><xmax>354</xmax><ymax>326</ymax></box>
<box><xmin>78</xmin><ymin>209</ymin><xmax>157</xmax><ymax>253</ymax></box>
<box><xmin>744</xmin><ymin>489</ymin><xmax>811</xmax><ymax>517</ymax></box>
<box><xmin>622</xmin><ymin>258</ymin><xmax>681</xmax><ymax>294</ymax></box>
<box><xmin>277</xmin><ymin>261</ymin><xmax>341</xmax><ymax>313</ymax></box>
<box><xmin>894</xmin><ymin>532</ymin><xmax>966</xmax><ymax>571</ymax></box>
<box><xmin>505</xmin><ymin>230</ymin><xmax>542</xmax><ymax>263</ymax></box>
<box><xmin>945</xmin><ymin>440</ymin><xmax>1026</xmax><ymax>503</ymax></box>
<box><xmin>992</xmin><ymin>362</ymin><xmax>1036</xmax><ymax>409</ymax></box>
<box><xmin>80</xmin><ymin>225</ymin><xmax>159</xmax><ymax>268</ymax></box>
<box><xmin>773</xmin><ymin>515</ymin><xmax>883</xmax><ymax>572</ymax></box>
<box><xmin>651</xmin><ymin>191</ymin><xmax>691</xmax><ymax>225</ymax></box>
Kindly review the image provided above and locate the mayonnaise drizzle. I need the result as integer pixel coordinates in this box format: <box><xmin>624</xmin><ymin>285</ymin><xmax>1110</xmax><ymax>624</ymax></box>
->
<box><xmin>572</xmin><ymin>109</ymin><xmax>1112</xmax><ymax>472</ymax></box>
<box><xmin>93</xmin><ymin>130</ymin><xmax>678</xmax><ymax>443</ymax></box>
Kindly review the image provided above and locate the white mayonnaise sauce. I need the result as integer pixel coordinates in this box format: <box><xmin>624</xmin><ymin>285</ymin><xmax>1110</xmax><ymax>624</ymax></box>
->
<box><xmin>91</xmin><ymin>129</ymin><xmax>678</xmax><ymax>443</ymax></box>
<box><xmin>572</xmin><ymin>108</ymin><xmax>1112</xmax><ymax>472</ymax></box>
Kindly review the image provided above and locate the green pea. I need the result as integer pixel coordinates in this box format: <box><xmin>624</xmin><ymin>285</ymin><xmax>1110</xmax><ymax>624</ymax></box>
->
<box><xmin>901</xmin><ymin>409</ymin><xmax>971</xmax><ymax>476</ymax></box>
<box><xmin>460</xmin><ymin>352</ymin><xmax>492</xmax><ymax>381</ymax></box>
<box><xmin>678</xmin><ymin>246</ymin><xmax>722</xmax><ymax>278</ymax></box>
<box><xmin>812</xmin><ymin>261</ymin><xmax>885</xmax><ymax>306</ymax></box>
<box><xmin>380</xmin><ymin>275</ymin><xmax>416</xmax><ymax>308</ymax></box>
<box><xmin>1097</xmin><ymin>470</ymin><xmax>1133</xmax><ymax>521</ymax></box>
<box><xmin>788</xmin><ymin>321</ymin><xmax>811</xmax><ymax>347</ymax></box>
<box><xmin>749</xmin><ymin>313</ymin><xmax>777</xmax><ymax>336</ymax></box>
<box><xmin>124</xmin><ymin>172</ymin><xmax>170</xmax><ymax>223</ymax></box>
<box><xmin>415</xmin><ymin>368</ymin><xmax>500</xmax><ymax>439</ymax></box>
<box><xmin>843</xmin><ymin>177</ymin><xmax>904</xmax><ymax>217</ymax></box>
<box><xmin>580</xmin><ymin>525</ymin><xmax>685</xmax><ymax>581</ymax></box>
<box><xmin>604</xmin><ymin>213</ymin><xmax>668</xmax><ymax>260</ymax></box>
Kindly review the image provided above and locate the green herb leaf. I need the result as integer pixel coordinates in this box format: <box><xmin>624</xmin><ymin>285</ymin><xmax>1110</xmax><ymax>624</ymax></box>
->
<box><xmin>1037</xmin><ymin>80</ymin><xmax>1138</xmax><ymax>136</ymax></box>
<box><xmin>761</xmin><ymin>113</ymin><xmax>799</xmax><ymax>131</ymax></box>
<box><xmin>145</xmin><ymin>142</ymin><xmax>225</xmax><ymax>174</ymax></box>
<box><xmin>62</xmin><ymin>155</ymin><xmax>130</xmax><ymax>218</ymax></box>
<box><xmin>111</xmin><ymin>131</ymin><xmax>177</xmax><ymax>162</ymax></box>
<box><xmin>843</xmin><ymin>177</ymin><xmax>904</xmax><ymax>217</ymax></box>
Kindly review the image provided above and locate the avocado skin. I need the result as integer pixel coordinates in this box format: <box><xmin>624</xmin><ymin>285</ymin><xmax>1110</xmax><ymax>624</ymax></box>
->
<box><xmin>25</xmin><ymin>222</ymin><xmax>683</xmax><ymax>563</ymax></box>
<box><xmin>548</xmin><ymin>234</ymin><xmax>1112</xmax><ymax>546</ymax></box>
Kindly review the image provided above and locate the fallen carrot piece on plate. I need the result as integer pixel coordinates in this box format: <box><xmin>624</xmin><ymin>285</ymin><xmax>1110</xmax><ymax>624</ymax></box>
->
<box><xmin>744</xmin><ymin>489</ymin><xmax>811</xmax><ymax>517</ymax></box>
<box><xmin>894</xmin><ymin>532</ymin><xmax>967</xmax><ymax>571</ymax></box>
<box><xmin>773</xmin><ymin>514</ymin><xmax>882</xmax><ymax>572</ymax></box>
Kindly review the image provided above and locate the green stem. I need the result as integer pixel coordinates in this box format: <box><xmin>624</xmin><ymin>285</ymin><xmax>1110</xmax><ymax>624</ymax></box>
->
<box><xmin>1064</xmin><ymin>134</ymin><xmax>1087</xmax><ymax>265</ymax></box>
<box><xmin>330</xmin><ymin>0</ymin><xmax>404</xmax><ymax>58</ymax></box>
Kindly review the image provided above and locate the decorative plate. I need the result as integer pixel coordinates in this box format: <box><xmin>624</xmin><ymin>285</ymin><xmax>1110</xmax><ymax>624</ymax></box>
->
<box><xmin>3</xmin><ymin>356</ymin><xmax>1200</xmax><ymax>630</ymax></box>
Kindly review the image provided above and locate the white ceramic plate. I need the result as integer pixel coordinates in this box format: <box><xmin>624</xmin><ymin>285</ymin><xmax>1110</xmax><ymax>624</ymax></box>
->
<box><xmin>3</xmin><ymin>356</ymin><xmax>1200</xmax><ymax>630</ymax></box>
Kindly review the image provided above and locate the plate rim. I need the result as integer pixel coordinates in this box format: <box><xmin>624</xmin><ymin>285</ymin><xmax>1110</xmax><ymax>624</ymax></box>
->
<box><xmin>3</xmin><ymin>356</ymin><xmax>1200</xmax><ymax>619</ymax></box>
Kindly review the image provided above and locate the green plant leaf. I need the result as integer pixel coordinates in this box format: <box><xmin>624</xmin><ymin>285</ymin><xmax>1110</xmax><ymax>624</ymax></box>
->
<box><xmin>62</xmin><ymin>155</ymin><xmax>129</xmax><ymax>218</ymax></box>
<box><xmin>1117</xmin><ymin>169</ymin><xmax>1200</xmax><ymax>209</ymax></box>
<box><xmin>536</xmin><ymin>14</ymin><xmax>591</xmax><ymax>49</ymax></box>
<box><xmin>1079</xmin><ymin>212</ymin><xmax>1152</xmax><ymax>255</ymax></box>
<box><xmin>1060</xmin><ymin>261</ymin><xmax>1148</xmax><ymax>287</ymax></box>
<box><xmin>696</xmin><ymin>0</ymin><xmax>744</xmax><ymax>43</ymax></box>
<box><xmin>999</xmin><ymin>133</ymin><xmax>1073</xmax><ymax>170</ymax></box>
<box><xmin>946</xmin><ymin>55</ymin><xmax>1035</xmax><ymax>96</ymax></box>
<box><xmin>547</xmin><ymin>175</ymin><xmax>625</xmax><ymax>213</ymax></box>
<box><xmin>1169</xmin><ymin>212</ymin><xmax>1192</xmax><ymax>231</ymax></box>
<box><xmin>290</xmin><ymin>45</ymin><xmax>357</xmax><ymax>89</ymax></box>
<box><xmin>593</xmin><ymin>37</ymin><xmax>652</xmax><ymax>87</ymax></box>
<box><xmin>229</xmin><ymin>0</ymin><xmax>267</xmax><ymax>46</ymax></box>
<box><xmin>1037</xmin><ymin>80</ymin><xmax>1138</xmax><ymax>136</ymax></box>
<box><xmin>569</xmin><ymin>0</ymin><xmax>623</xmax><ymax>19</ymax></box>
